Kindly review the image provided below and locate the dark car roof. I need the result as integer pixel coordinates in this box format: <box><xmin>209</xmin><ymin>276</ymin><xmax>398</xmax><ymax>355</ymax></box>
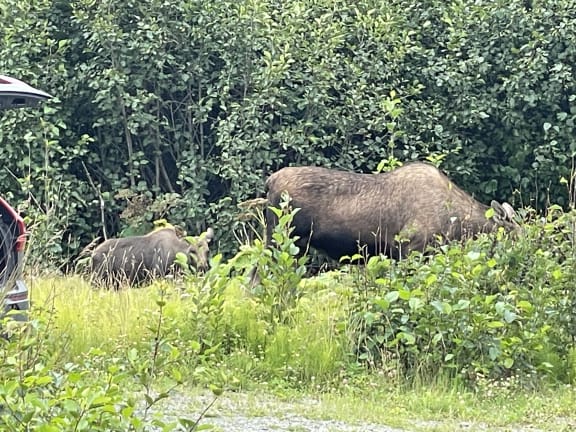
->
<box><xmin>0</xmin><ymin>75</ymin><xmax>52</xmax><ymax>109</ymax></box>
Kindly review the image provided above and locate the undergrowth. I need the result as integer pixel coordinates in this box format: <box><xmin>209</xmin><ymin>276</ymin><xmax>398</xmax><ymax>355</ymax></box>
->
<box><xmin>14</xmin><ymin>203</ymin><xmax>576</xmax><ymax>429</ymax></box>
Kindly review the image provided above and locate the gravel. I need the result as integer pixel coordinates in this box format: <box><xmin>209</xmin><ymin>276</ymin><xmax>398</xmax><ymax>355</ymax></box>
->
<box><xmin>203</xmin><ymin>414</ymin><xmax>407</xmax><ymax>431</ymax></box>
<box><xmin>141</xmin><ymin>390</ymin><xmax>570</xmax><ymax>432</ymax></box>
<box><xmin>146</xmin><ymin>390</ymin><xmax>409</xmax><ymax>432</ymax></box>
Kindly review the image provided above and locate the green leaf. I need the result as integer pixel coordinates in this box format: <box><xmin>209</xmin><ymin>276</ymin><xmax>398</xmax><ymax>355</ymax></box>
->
<box><xmin>425</xmin><ymin>273</ymin><xmax>437</xmax><ymax>286</ymax></box>
<box><xmin>398</xmin><ymin>289</ymin><xmax>411</xmax><ymax>301</ymax></box>
<box><xmin>517</xmin><ymin>300</ymin><xmax>533</xmax><ymax>312</ymax></box>
<box><xmin>503</xmin><ymin>310</ymin><xmax>517</xmax><ymax>323</ymax></box>
<box><xmin>503</xmin><ymin>357</ymin><xmax>514</xmax><ymax>368</ymax></box>
<box><xmin>399</xmin><ymin>332</ymin><xmax>416</xmax><ymax>345</ymax></box>
<box><xmin>452</xmin><ymin>299</ymin><xmax>470</xmax><ymax>311</ymax></box>
<box><xmin>432</xmin><ymin>333</ymin><xmax>443</xmax><ymax>345</ymax></box>
<box><xmin>209</xmin><ymin>384</ymin><xmax>224</xmax><ymax>396</ymax></box>
<box><xmin>372</xmin><ymin>298</ymin><xmax>390</xmax><ymax>311</ymax></box>
<box><xmin>431</xmin><ymin>300</ymin><xmax>451</xmax><ymax>314</ymax></box>
<box><xmin>487</xmin><ymin>321</ymin><xmax>505</xmax><ymax>328</ymax></box>
<box><xmin>384</xmin><ymin>291</ymin><xmax>400</xmax><ymax>303</ymax></box>
<box><xmin>408</xmin><ymin>297</ymin><xmax>423</xmax><ymax>311</ymax></box>
<box><xmin>489</xmin><ymin>346</ymin><xmax>500</xmax><ymax>361</ymax></box>
<box><xmin>466</xmin><ymin>251</ymin><xmax>481</xmax><ymax>260</ymax></box>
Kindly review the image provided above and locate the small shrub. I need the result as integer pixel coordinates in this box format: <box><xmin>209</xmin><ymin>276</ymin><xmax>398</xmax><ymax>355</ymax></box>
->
<box><xmin>248</xmin><ymin>195</ymin><xmax>308</xmax><ymax>327</ymax></box>
<box><xmin>213</xmin><ymin>201</ymin><xmax>351</xmax><ymax>386</ymax></box>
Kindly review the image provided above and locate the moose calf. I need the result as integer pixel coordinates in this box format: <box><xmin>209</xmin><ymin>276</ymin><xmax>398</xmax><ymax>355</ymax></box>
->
<box><xmin>90</xmin><ymin>227</ymin><xmax>214</xmax><ymax>288</ymax></box>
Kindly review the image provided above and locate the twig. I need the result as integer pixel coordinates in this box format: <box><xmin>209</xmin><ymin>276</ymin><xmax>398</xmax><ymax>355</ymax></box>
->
<box><xmin>188</xmin><ymin>394</ymin><xmax>220</xmax><ymax>431</ymax></box>
<box><xmin>81</xmin><ymin>161</ymin><xmax>108</xmax><ymax>240</ymax></box>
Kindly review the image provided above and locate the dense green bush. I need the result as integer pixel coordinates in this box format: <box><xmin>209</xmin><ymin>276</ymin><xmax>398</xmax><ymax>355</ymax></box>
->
<box><xmin>1</xmin><ymin>0</ymin><xmax>576</xmax><ymax>264</ymax></box>
<box><xmin>393</xmin><ymin>0</ymin><xmax>576</xmax><ymax>206</ymax></box>
<box><xmin>348</xmin><ymin>209</ymin><xmax>576</xmax><ymax>384</ymax></box>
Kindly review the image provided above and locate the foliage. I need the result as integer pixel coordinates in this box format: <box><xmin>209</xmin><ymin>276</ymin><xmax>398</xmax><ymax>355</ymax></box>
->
<box><xmin>0</xmin><ymin>304</ymin><xmax>221</xmax><ymax>431</ymax></box>
<box><xmin>201</xmin><ymin>201</ymin><xmax>349</xmax><ymax>385</ymax></box>
<box><xmin>18</xmin><ymin>204</ymin><xmax>576</xmax><ymax>431</ymax></box>
<box><xmin>2</xmin><ymin>0</ymin><xmax>576</xmax><ymax>263</ymax></box>
<box><xmin>172</xmin><ymin>252</ymin><xmax>230</xmax><ymax>365</ymax></box>
<box><xmin>348</xmin><ymin>209</ymin><xmax>576</xmax><ymax>385</ymax></box>
<box><xmin>247</xmin><ymin>195</ymin><xmax>308</xmax><ymax>326</ymax></box>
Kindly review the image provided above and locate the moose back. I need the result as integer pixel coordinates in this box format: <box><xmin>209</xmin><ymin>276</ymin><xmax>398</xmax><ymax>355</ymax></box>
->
<box><xmin>265</xmin><ymin>162</ymin><xmax>517</xmax><ymax>260</ymax></box>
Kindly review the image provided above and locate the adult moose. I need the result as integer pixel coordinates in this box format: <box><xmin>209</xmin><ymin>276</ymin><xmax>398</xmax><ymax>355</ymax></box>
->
<box><xmin>265</xmin><ymin>162</ymin><xmax>517</xmax><ymax>261</ymax></box>
<box><xmin>90</xmin><ymin>227</ymin><xmax>214</xmax><ymax>288</ymax></box>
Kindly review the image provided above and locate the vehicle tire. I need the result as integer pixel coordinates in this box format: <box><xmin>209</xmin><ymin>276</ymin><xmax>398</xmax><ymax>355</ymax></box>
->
<box><xmin>0</xmin><ymin>221</ymin><xmax>16</xmax><ymax>288</ymax></box>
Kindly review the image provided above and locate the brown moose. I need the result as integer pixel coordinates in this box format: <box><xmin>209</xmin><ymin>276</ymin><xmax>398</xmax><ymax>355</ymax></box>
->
<box><xmin>90</xmin><ymin>227</ymin><xmax>214</xmax><ymax>288</ymax></box>
<box><xmin>265</xmin><ymin>162</ymin><xmax>517</xmax><ymax>260</ymax></box>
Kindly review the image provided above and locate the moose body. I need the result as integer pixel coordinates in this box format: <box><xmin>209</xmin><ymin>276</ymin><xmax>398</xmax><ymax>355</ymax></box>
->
<box><xmin>265</xmin><ymin>162</ymin><xmax>517</xmax><ymax>260</ymax></box>
<box><xmin>90</xmin><ymin>227</ymin><xmax>214</xmax><ymax>287</ymax></box>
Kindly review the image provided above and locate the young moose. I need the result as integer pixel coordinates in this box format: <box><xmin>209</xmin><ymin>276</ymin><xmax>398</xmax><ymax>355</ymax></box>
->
<box><xmin>90</xmin><ymin>227</ymin><xmax>214</xmax><ymax>288</ymax></box>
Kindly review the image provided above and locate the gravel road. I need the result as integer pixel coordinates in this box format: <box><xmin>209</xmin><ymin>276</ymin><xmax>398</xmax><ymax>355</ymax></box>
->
<box><xmin>144</xmin><ymin>390</ymin><xmax>566</xmax><ymax>432</ymax></box>
<box><xmin>148</xmin><ymin>390</ymin><xmax>409</xmax><ymax>431</ymax></box>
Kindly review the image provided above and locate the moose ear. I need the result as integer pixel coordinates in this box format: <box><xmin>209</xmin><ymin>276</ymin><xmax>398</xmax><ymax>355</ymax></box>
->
<box><xmin>501</xmin><ymin>202</ymin><xmax>516</xmax><ymax>221</ymax></box>
<box><xmin>205</xmin><ymin>227</ymin><xmax>215</xmax><ymax>243</ymax></box>
<box><xmin>490</xmin><ymin>200</ymin><xmax>516</xmax><ymax>222</ymax></box>
<box><xmin>490</xmin><ymin>200</ymin><xmax>506</xmax><ymax>222</ymax></box>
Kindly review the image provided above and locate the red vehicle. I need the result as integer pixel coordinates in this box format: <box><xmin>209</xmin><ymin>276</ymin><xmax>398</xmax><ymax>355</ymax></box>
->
<box><xmin>0</xmin><ymin>75</ymin><xmax>51</xmax><ymax>319</ymax></box>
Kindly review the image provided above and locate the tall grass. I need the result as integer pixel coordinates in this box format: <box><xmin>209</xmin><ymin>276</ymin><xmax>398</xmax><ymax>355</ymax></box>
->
<box><xmin>30</xmin><ymin>270</ymin><xmax>360</xmax><ymax>386</ymax></box>
<box><xmin>29</xmin><ymin>271</ymin><xmax>354</xmax><ymax>386</ymax></box>
<box><xmin>30</xmin><ymin>276</ymin><xmax>187</xmax><ymax>357</ymax></box>
<box><xmin>262</xmin><ymin>288</ymin><xmax>350</xmax><ymax>383</ymax></box>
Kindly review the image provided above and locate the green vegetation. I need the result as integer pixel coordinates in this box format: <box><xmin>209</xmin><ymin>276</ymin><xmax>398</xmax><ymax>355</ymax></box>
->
<box><xmin>1</xmin><ymin>0</ymin><xmax>576</xmax><ymax>263</ymax></box>
<box><xmin>0</xmin><ymin>285</ymin><xmax>220</xmax><ymax>431</ymax></box>
<box><xmin>1</xmin><ymin>205</ymin><xmax>573</xmax><ymax>430</ymax></box>
<box><xmin>2</xmin><ymin>0</ymin><xmax>576</xmax><ymax>429</ymax></box>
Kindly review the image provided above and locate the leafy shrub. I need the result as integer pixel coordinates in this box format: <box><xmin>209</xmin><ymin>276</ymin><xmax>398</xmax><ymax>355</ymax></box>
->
<box><xmin>210</xmin><ymin>202</ymin><xmax>350</xmax><ymax>385</ymax></box>
<box><xmin>171</xmin><ymin>253</ymin><xmax>229</xmax><ymax>365</ymax></box>
<box><xmin>4</xmin><ymin>0</ymin><xmax>576</xmax><ymax>264</ymax></box>
<box><xmin>247</xmin><ymin>196</ymin><xmax>308</xmax><ymax>326</ymax></box>
<box><xmin>348</xmin><ymin>210</ymin><xmax>576</xmax><ymax>385</ymax></box>
<box><xmin>0</xmin><ymin>313</ymin><xmax>190</xmax><ymax>430</ymax></box>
